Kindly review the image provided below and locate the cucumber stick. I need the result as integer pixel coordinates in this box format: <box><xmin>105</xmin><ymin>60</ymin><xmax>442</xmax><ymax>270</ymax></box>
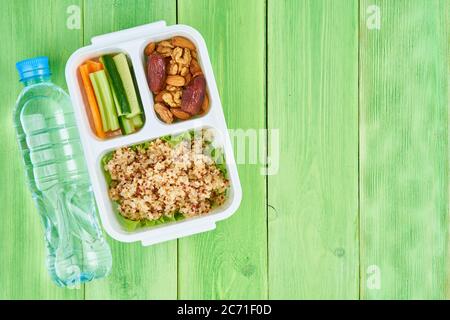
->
<box><xmin>131</xmin><ymin>114</ymin><xmax>144</xmax><ymax>128</ymax></box>
<box><xmin>89</xmin><ymin>72</ymin><xmax>109</xmax><ymax>131</ymax></box>
<box><xmin>113</xmin><ymin>53</ymin><xmax>142</xmax><ymax>118</ymax></box>
<box><xmin>100</xmin><ymin>55</ymin><xmax>131</xmax><ymax>115</ymax></box>
<box><xmin>110</xmin><ymin>86</ymin><xmax>122</xmax><ymax>117</ymax></box>
<box><xmin>119</xmin><ymin>114</ymin><xmax>144</xmax><ymax>135</ymax></box>
<box><xmin>89</xmin><ymin>70</ymin><xmax>120</xmax><ymax>131</ymax></box>
<box><xmin>119</xmin><ymin>116</ymin><xmax>134</xmax><ymax>135</ymax></box>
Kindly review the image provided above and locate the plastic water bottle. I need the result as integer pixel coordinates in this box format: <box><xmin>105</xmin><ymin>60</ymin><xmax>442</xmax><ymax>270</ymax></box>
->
<box><xmin>13</xmin><ymin>57</ymin><xmax>112</xmax><ymax>287</ymax></box>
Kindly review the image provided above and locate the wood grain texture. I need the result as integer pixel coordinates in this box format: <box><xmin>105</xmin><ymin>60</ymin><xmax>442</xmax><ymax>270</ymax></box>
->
<box><xmin>359</xmin><ymin>0</ymin><xmax>449</xmax><ymax>299</ymax></box>
<box><xmin>1</xmin><ymin>0</ymin><xmax>449</xmax><ymax>300</ymax></box>
<box><xmin>177</xmin><ymin>0</ymin><xmax>268</xmax><ymax>299</ymax></box>
<box><xmin>268</xmin><ymin>0</ymin><xmax>359</xmax><ymax>299</ymax></box>
<box><xmin>82</xmin><ymin>0</ymin><xmax>178</xmax><ymax>300</ymax></box>
<box><xmin>0</xmin><ymin>0</ymin><xmax>83</xmax><ymax>299</ymax></box>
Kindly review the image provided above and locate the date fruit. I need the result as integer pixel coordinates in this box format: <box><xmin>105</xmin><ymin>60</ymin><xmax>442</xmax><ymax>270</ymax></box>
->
<box><xmin>147</xmin><ymin>53</ymin><xmax>167</xmax><ymax>94</ymax></box>
<box><xmin>181</xmin><ymin>75</ymin><xmax>206</xmax><ymax>115</ymax></box>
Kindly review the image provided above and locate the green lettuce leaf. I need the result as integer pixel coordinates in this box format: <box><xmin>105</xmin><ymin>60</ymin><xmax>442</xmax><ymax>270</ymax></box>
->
<box><xmin>211</xmin><ymin>147</ymin><xmax>227</xmax><ymax>176</ymax></box>
<box><xmin>116</xmin><ymin>213</ymin><xmax>140</xmax><ymax>231</ymax></box>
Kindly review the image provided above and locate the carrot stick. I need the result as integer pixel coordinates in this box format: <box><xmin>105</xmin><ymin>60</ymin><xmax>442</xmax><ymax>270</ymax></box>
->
<box><xmin>79</xmin><ymin>62</ymin><xmax>106</xmax><ymax>138</ymax></box>
<box><xmin>86</xmin><ymin>60</ymin><xmax>103</xmax><ymax>71</ymax></box>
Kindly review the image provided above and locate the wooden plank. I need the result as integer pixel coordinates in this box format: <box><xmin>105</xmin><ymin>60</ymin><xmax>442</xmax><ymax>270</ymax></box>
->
<box><xmin>359</xmin><ymin>0</ymin><xmax>449</xmax><ymax>299</ymax></box>
<box><xmin>177</xmin><ymin>0</ymin><xmax>268</xmax><ymax>299</ymax></box>
<box><xmin>268</xmin><ymin>0</ymin><xmax>359</xmax><ymax>299</ymax></box>
<box><xmin>82</xmin><ymin>0</ymin><xmax>178</xmax><ymax>299</ymax></box>
<box><xmin>0</xmin><ymin>0</ymin><xmax>84</xmax><ymax>299</ymax></box>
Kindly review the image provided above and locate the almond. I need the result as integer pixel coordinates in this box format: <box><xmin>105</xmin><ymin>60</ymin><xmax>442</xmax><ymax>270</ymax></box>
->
<box><xmin>154</xmin><ymin>103</ymin><xmax>173</xmax><ymax>124</ymax></box>
<box><xmin>190</xmin><ymin>58</ymin><xmax>201</xmax><ymax>75</ymax></box>
<box><xmin>166</xmin><ymin>75</ymin><xmax>185</xmax><ymax>87</ymax></box>
<box><xmin>200</xmin><ymin>94</ymin><xmax>209</xmax><ymax>114</ymax></box>
<box><xmin>144</xmin><ymin>42</ymin><xmax>155</xmax><ymax>56</ymax></box>
<box><xmin>192</xmin><ymin>71</ymin><xmax>203</xmax><ymax>78</ymax></box>
<box><xmin>171</xmin><ymin>108</ymin><xmax>191</xmax><ymax>120</ymax></box>
<box><xmin>155</xmin><ymin>91</ymin><xmax>166</xmax><ymax>103</ymax></box>
<box><xmin>171</xmin><ymin>36</ymin><xmax>196</xmax><ymax>50</ymax></box>
<box><xmin>184</xmin><ymin>72</ymin><xmax>192</xmax><ymax>85</ymax></box>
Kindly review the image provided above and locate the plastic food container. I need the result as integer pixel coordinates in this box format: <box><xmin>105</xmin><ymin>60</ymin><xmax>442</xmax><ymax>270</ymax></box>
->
<box><xmin>65</xmin><ymin>21</ymin><xmax>242</xmax><ymax>246</ymax></box>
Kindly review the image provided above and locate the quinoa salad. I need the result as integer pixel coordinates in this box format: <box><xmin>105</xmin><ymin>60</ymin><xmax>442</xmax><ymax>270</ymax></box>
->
<box><xmin>102</xmin><ymin>129</ymin><xmax>229</xmax><ymax>230</ymax></box>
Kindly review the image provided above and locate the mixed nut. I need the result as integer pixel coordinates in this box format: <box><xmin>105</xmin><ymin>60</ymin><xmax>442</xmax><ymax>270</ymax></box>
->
<box><xmin>145</xmin><ymin>36</ymin><xmax>209</xmax><ymax>124</ymax></box>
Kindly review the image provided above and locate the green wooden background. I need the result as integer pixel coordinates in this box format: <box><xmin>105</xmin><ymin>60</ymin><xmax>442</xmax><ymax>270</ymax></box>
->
<box><xmin>0</xmin><ymin>0</ymin><xmax>448</xmax><ymax>299</ymax></box>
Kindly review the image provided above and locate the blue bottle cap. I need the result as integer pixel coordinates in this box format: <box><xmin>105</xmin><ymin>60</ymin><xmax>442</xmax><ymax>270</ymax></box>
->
<box><xmin>16</xmin><ymin>56</ymin><xmax>51</xmax><ymax>82</ymax></box>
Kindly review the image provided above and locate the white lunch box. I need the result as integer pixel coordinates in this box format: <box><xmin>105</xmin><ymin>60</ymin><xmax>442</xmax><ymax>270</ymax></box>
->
<box><xmin>65</xmin><ymin>21</ymin><xmax>242</xmax><ymax>246</ymax></box>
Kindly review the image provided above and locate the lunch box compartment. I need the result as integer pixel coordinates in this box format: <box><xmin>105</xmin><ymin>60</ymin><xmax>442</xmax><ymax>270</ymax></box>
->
<box><xmin>66</xmin><ymin>21</ymin><xmax>242</xmax><ymax>246</ymax></box>
<box><xmin>76</xmin><ymin>50</ymin><xmax>146</xmax><ymax>140</ymax></box>
<box><xmin>98</xmin><ymin>126</ymin><xmax>236</xmax><ymax>237</ymax></box>
<box><xmin>140</xmin><ymin>35</ymin><xmax>212</xmax><ymax>124</ymax></box>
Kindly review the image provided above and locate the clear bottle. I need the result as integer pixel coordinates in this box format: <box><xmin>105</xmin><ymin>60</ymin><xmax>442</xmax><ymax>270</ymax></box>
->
<box><xmin>14</xmin><ymin>57</ymin><xmax>112</xmax><ymax>287</ymax></box>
